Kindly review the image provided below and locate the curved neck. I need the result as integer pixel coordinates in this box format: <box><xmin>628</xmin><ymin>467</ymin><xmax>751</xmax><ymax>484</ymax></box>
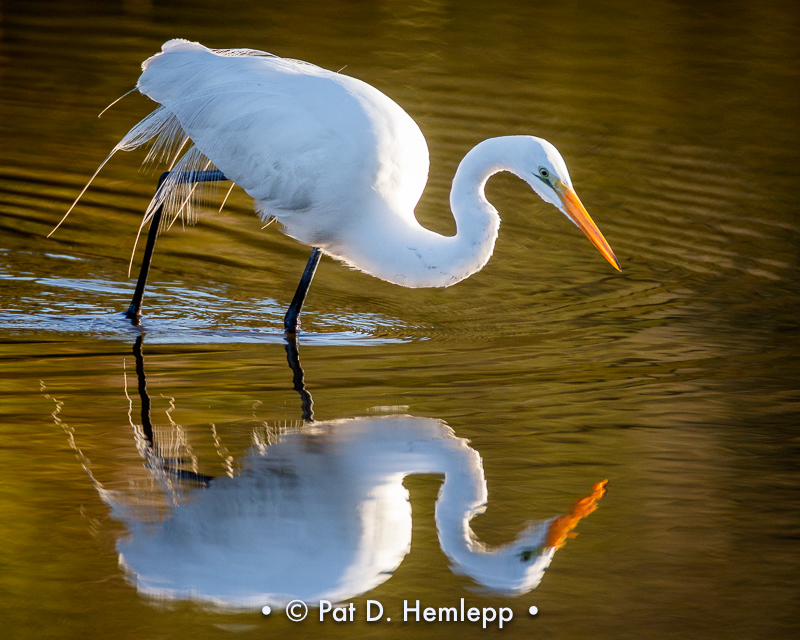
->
<box><xmin>450</xmin><ymin>136</ymin><xmax>530</xmax><ymax>216</ymax></box>
<box><xmin>429</xmin><ymin>431</ymin><xmax>554</xmax><ymax>593</ymax></box>
<box><xmin>339</xmin><ymin>137</ymin><xmax>537</xmax><ymax>288</ymax></box>
<box><xmin>433</xmin><ymin>447</ymin><xmax>489</xmax><ymax>558</ymax></box>
<box><xmin>434</xmin><ymin>464</ymin><xmax>554</xmax><ymax>595</ymax></box>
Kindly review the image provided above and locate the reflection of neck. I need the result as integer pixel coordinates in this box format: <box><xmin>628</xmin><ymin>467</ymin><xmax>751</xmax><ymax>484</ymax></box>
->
<box><xmin>431</xmin><ymin>439</ymin><xmax>607</xmax><ymax>592</ymax></box>
<box><xmin>423</xmin><ymin>434</ymin><xmax>554</xmax><ymax>594</ymax></box>
<box><xmin>431</xmin><ymin>441</ymin><xmax>497</xmax><ymax>567</ymax></box>
<box><xmin>398</xmin><ymin>433</ymin><xmax>509</xmax><ymax>575</ymax></box>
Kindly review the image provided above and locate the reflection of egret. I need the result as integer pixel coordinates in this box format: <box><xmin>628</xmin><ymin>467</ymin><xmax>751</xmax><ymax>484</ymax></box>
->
<box><xmin>51</xmin><ymin>39</ymin><xmax>619</xmax><ymax>330</ymax></box>
<box><xmin>54</xmin><ymin>337</ymin><xmax>607</xmax><ymax>609</ymax></box>
<box><xmin>113</xmin><ymin>415</ymin><xmax>606</xmax><ymax>608</ymax></box>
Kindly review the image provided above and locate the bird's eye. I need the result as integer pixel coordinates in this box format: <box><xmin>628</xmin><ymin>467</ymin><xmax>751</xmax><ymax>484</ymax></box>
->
<box><xmin>538</xmin><ymin>167</ymin><xmax>550</xmax><ymax>179</ymax></box>
<box><xmin>519</xmin><ymin>550</ymin><xmax>533</xmax><ymax>562</ymax></box>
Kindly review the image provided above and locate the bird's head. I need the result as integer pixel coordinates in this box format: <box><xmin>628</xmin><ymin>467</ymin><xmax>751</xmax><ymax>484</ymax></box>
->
<box><xmin>447</xmin><ymin>519</ymin><xmax>556</xmax><ymax>595</ymax></box>
<box><xmin>448</xmin><ymin>479</ymin><xmax>609</xmax><ymax>595</ymax></box>
<box><xmin>519</xmin><ymin>136</ymin><xmax>620</xmax><ymax>271</ymax></box>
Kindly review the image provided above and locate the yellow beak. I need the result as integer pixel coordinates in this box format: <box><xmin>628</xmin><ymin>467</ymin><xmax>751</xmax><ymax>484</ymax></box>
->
<box><xmin>545</xmin><ymin>479</ymin><xmax>609</xmax><ymax>551</ymax></box>
<box><xmin>556</xmin><ymin>183</ymin><xmax>620</xmax><ymax>271</ymax></box>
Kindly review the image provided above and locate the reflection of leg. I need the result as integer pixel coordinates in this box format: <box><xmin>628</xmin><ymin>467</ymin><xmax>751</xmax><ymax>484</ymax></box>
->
<box><xmin>132</xmin><ymin>334</ymin><xmax>213</xmax><ymax>486</ymax></box>
<box><xmin>284</xmin><ymin>333</ymin><xmax>314</xmax><ymax>422</ymax></box>
<box><xmin>125</xmin><ymin>170</ymin><xmax>229</xmax><ymax>324</ymax></box>
<box><xmin>132</xmin><ymin>334</ymin><xmax>153</xmax><ymax>445</ymax></box>
<box><xmin>284</xmin><ymin>247</ymin><xmax>322</xmax><ymax>334</ymax></box>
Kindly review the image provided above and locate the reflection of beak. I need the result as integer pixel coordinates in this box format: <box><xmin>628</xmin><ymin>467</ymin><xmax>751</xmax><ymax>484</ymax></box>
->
<box><xmin>556</xmin><ymin>183</ymin><xmax>620</xmax><ymax>271</ymax></box>
<box><xmin>545</xmin><ymin>479</ymin><xmax>608</xmax><ymax>551</ymax></box>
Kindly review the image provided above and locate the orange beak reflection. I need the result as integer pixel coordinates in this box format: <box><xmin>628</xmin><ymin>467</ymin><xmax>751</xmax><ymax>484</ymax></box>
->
<box><xmin>545</xmin><ymin>479</ymin><xmax>609</xmax><ymax>551</ymax></box>
<box><xmin>556</xmin><ymin>184</ymin><xmax>620</xmax><ymax>271</ymax></box>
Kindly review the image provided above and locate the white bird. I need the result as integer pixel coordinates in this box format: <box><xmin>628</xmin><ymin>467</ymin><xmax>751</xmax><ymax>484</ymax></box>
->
<box><xmin>50</xmin><ymin>338</ymin><xmax>608</xmax><ymax>609</ymax></box>
<box><xmin>52</xmin><ymin>39</ymin><xmax>619</xmax><ymax>330</ymax></box>
<box><xmin>95</xmin><ymin>415</ymin><xmax>607</xmax><ymax>608</ymax></box>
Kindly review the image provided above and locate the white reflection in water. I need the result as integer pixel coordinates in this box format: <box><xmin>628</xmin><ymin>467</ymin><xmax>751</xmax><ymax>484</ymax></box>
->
<box><xmin>53</xmin><ymin>342</ymin><xmax>605</xmax><ymax>611</ymax></box>
<box><xmin>94</xmin><ymin>417</ymin><xmax>606</xmax><ymax>609</ymax></box>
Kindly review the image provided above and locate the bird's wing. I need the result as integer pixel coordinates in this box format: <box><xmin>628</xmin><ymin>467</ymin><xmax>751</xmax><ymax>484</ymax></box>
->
<box><xmin>134</xmin><ymin>40</ymin><xmax>429</xmax><ymax>247</ymax></box>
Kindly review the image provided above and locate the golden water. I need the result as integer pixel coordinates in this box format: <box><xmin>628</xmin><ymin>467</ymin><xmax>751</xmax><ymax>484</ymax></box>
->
<box><xmin>1</xmin><ymin>1</ymin><xmax>798</xmax><ymax>638</ymax></box>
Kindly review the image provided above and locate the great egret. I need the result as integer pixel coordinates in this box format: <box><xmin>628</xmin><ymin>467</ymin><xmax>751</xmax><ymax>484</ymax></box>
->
<box><xmin>52</xmin><ymin>39</ymin><xmax>620</xmax><ymax>331</ymax></box>
<box><xmin>107</xmin><ymin>416</ymin><xmax>606</xmax><ymax>607</ymax></box>
<box><xmin>46</xmin><ymin>336</ymin><xmax>608</xmax><ymax>608</ymax></box>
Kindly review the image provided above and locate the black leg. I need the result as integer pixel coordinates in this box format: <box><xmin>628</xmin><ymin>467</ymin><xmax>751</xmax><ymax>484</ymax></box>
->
<box><xmin>284</xmin><ymin>247</ymin><xmax>322</xmax><ymax>333</ymax></box>
<box><xmin>125</xmin><ymin>169</ymin><xmax>320</xmax><ymax>333</ymax></box>
<box><xmin>125</xmin><ymin>202</ymin><xmax>164</xmax><ymax>325</ymax></box>
<box><xmin>132</xmin><ymin>334</ymin><xmax>154</xmax><ymax>445</ymax></box>
<box><xmin>125</xmin><ymin>170</ymin><xmax>228</xmax><ymax>325</ymax></box>
<box><xmin>284</xmin><ymin>333</ymin><xmax>314</xmax><ymax>422</ymax></box>
<box><xmin>132</xmin><ymin>334</ymin><xmax>213</xmax><ymax>486</ymax></box>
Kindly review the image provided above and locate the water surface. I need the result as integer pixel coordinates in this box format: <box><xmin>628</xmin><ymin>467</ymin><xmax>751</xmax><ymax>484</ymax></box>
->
<box><xmin>1</xmin><ymin>1</ymin><xmax>798</xmax><ymax>638</ymax></box>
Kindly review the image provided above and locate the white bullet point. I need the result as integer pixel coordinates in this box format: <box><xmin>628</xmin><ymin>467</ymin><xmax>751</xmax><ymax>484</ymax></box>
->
<box><xmin>528</xmin><ymin>606</ymin><xmax>539</xmax><ymax>616</ymax></box>
<box><xmin>262</xmin><ymin>606</ymin><xmax>271</xmax><ymax>615</ymax></box>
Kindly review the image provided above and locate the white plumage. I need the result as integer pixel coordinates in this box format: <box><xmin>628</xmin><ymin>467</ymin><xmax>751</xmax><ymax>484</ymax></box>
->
<box><xmin>55</xmin><ymin>39</ymin><xmax>619</xmax><ymax>290</ymax></box>
<box><xmin>100</xmin><ymin>415</ymin><xmax>599</xmax><ymax>608</ymax></box>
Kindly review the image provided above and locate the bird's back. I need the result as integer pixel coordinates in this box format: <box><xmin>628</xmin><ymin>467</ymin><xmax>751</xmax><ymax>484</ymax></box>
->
<box><xmin>137</xmin><ymin>40</ymin><xmax>429</xmax><ymax>253</ymax></box>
